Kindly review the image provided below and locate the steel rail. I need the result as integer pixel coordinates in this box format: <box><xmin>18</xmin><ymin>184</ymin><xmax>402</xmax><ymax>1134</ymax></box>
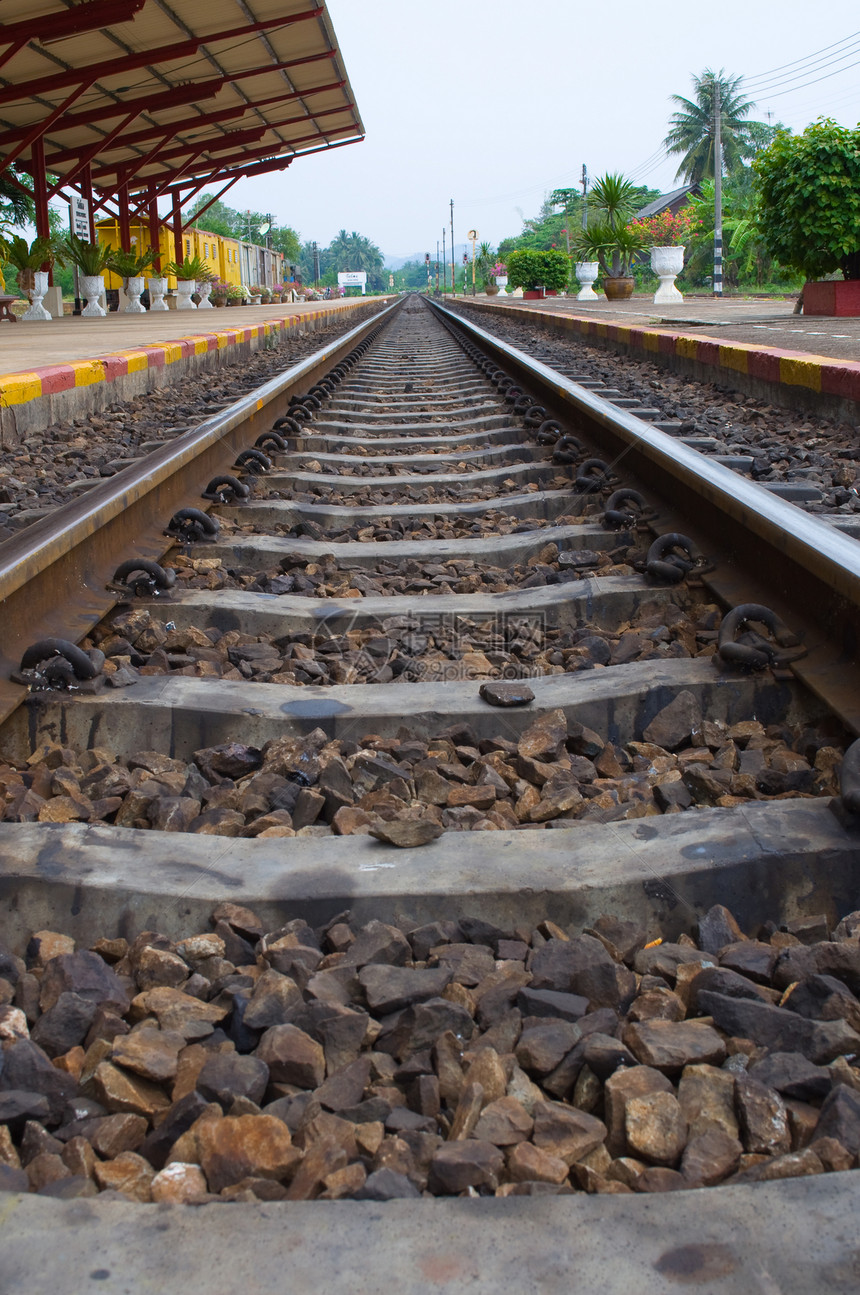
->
<box><xmin>430</xmin><ymin>298</ymin><xmax>860</xmax><ymax>732</ymax></box>
<box><xmin>0</xmin><ymin>298</ymin><xmax>403</xmax><ymax>727</ymax></box>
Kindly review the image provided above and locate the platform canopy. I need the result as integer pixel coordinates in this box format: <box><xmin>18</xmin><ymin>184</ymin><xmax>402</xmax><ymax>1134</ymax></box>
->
<box><xmin>0</xmin><ymin>0</ymin><xmax>364</xmax><ymax>257</ymax></box>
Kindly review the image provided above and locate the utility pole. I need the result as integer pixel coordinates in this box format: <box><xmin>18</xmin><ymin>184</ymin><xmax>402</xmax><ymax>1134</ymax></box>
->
<box><xmin>450</xmin><ymin>198</ymin><xmax>455</xmax><ymax>297</ymax></box>
<box><xmin>425</xmin><ymin>252</ymin><xmax>431</xmax><ymax>294</ymax></box>
<box><xmin>312</xmin><ymin>240</ymin><xmax>320</xmax><ymax>287</ymax></box>
<box><xmin>436</xmin><ymin>239</ymin><xmax>440</xmax><ymax>294</ymax></box>
<box><xmin>442</xmin><ymin>227</ymin><xmax>446</xmax><ymax>292</ymax></box>
<box><xmin>713</xmin><ymin>80</ymin><xmax>723</xmax><ymax>298</ymax></box>
<box><xmin>580</xmin><ymin>164</ymin><xmax>588</xmax><ymax>229</ymax></box>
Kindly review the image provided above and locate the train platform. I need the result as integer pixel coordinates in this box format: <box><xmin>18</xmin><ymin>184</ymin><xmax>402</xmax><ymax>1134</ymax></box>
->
<box><xmin>452</xmin><ymin>293</ymin><xmax>860</xmax><ymax>422</ymax></box>
<box><xmin>0</xmin><ymin>296</ymin><xmax>394</xmax><ymax>439</ymax></box>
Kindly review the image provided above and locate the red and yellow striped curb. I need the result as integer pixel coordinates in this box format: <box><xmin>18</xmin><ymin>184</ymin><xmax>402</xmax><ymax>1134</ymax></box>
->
<box><xmin>0</xmin><ymin>302</ymin><xmax>383</xmax><ymax>410</ymax></box>
<box><xmin>466</xmin><ymin>301</ymin><xmax>860</xmax><ymax>407</ymax></box>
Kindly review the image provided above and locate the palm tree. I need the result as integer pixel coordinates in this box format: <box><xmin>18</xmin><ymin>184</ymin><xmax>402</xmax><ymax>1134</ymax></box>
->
<box><xmin>664</xmin><ymin>70</ymin><xmax>758</xmax><ymax>183</ymax></box>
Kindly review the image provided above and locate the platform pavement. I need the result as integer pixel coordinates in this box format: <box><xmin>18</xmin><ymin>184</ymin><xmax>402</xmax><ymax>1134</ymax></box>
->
<box><xmin>0</xmin><ymin>295</ymin><xmax>394</xmax><ymax>438</ymax></box>
<box><xmin>449</xmin><ymin>292</ymin><xmax>860</xmax><ymax>421</ymax></box>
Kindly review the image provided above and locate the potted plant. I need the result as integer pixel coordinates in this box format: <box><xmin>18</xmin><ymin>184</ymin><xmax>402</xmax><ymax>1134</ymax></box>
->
<box><xmin>226</xmin><ymin>283</ymin><xmax>246</xmax><ymax>307</ymax></box>
<box><xmin>62</xmin><ymin>233</ymin><xmax>112</xmax><ymax>316</ymax></box>
<box><xmin>573</xmin><ymin>173</ymin><xmax>647</xmax><ymax>300</ymax></box>
<box><xmin>248</xmin><ymin>283</ymin><xmax>263</xmax><ymax>304</ymax></box>
<box><xmin>754</xmin><ymin>119</ymin><xmax>860</xmax><ymax>315</ymax></box>
<box><xmin>106</xmin><ymin>245</ymin><xmax>157</xmax><ymax>313</ymax></box>
<box><xmin>0</xmin><ymin>234</ymin><xmax>62</xmax><ymax>320</ymax></box>
<box><xmin>209</xmin><ymin>278</ymin><xmax>229</xmax><ymax>307</ymax></box>
<box><xmin>164</xmin><ymin>254</ymin><xmax>209</xmax><ymax>310</ymax></box>
<box><xmin>506</xmin><ymin>248</ymin><xmax>570</xmax><ymax>299</ymax></box>
<box><xmin>492</xmin><ymin>261</ymin><xmax>508</xmax><ymax>294</ymax></box>
<box><xmin>272</xmin><ymin>281</ymin><xmax>286</xmax><ymax>302</ymax></box>
<box><xmin>628</xmin><ymin>208</ymin><xmax>694</xmax><ymax>304</ymax></box>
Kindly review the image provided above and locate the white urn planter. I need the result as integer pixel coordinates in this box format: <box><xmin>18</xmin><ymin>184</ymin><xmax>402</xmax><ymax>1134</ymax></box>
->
<box><xmin>196</xmin><ymin>280</ymin><xmax>214</xmax><ymax>309</ymax></box>
<box><xmin>123</xmin><ymin>276</ymin><xmax>146</xmax><ymax>313</ymax></box>
<box><xmin>21</xmin><ymin>270</ymin><xmax>52</xmax><ymax>321</ymax></box>
<box><xmin>147</xmin><ymin>276</ymin><xmax>168</xmax><ymax>311</ymax></box>
<box><xmin>574</xmin><ymin>262</ymin><xmax>600</xmax><ymax>301</ymax></box>
<box><xmin>651</xmin><ymin>245</ymin><xmax>685</xmax><ymax>303</ymax></box>
<box><xmin>495</xmin><ymin>275</ymin><xmax>508</xmax><ymax>296</ymax></box>
<box><xmin>176</xmin><ymin>279</ymin><xmax>197</xmax><ymax>310</ymax></box>
<box><xmin>81</xmin><ymin>274</ymin><xmax>107</xmax><ymax>317</ymax></box>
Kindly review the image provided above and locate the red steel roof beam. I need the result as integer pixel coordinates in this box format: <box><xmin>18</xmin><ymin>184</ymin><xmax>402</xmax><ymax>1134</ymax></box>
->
<box><xmin>0</xmin><ymin>34</ymin><xmax>29</xmax><ymax>74</ymax></box>
<box><xmin>46</xmin><ymin>108</ymin><xmax>148</xmax><ymax>197</ymax></box>
<box><xmin>0</xmin><ymin>53</ymin><xmax>339</xmax><ymax>148</ymax></box>
<box><xmin>127</xmin><ymin>125</ymin><xmax>357</xmax><ymax>191</ymax></box>
<box><xmin>0</xmin><ymin>80</ymin><xmax>226</xmax><ymax>148</ymax></box>
<box><xmin>0</xmin><ymin>8</ymin><xmax>324</xmax><ymax>108</ymax></box>
<box><xmin>0</xmin><ymin>0</ymin><xmax>146</xmax><ymax>45</ymax></box>
<box><xmin>43</xmin><ymin>82</ymin><xmax>349</xmax><ymax>167</ymax></box>
<box><xmin>91</xmin><ymin>123</ymin><xmax>268</xmax><ymax>182</ymax></box>
<box><xmin>0</xmin><ymin>78</ymin><xmax>96</xmax><ymax>171</ymax></box>
<box><xmin>177</xmin><ymin>175</ymin><xmax>242</xmax><ymax>233</ymax></box>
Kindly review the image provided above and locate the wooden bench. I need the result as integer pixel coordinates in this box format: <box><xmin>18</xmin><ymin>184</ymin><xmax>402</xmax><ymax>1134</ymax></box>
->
<box><xmin>0</xmin><ymin>295</ymin><xmax>19</xmax><ymax>322</ymax></box>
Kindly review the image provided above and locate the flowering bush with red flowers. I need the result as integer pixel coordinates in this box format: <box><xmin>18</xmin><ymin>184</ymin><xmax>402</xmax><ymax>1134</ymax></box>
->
<box><xmin>628</xmin><ymin>206</ymin><xmax>697</xmax><ymax>247</ymax></box>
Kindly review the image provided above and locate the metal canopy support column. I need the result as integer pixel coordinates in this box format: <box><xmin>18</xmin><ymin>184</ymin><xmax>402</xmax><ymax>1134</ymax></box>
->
<box><xmin>117</xmin><ymin>181</ymin><xmax>131</xmax><ymax>253</ymax></box>
<box><xmin>30</xmin><ymin>135</ymin><xmax>50</xmax><ymax>242</ymax></box>
<box><xmin>81</xmin><ymin>166</ymin><xmax>96</xmax><ymax>241</ymax></box>
<box><xmin>30</xmin><ymin>134</ymin><xmax>52</xmax><ymax>286</ymax></box>
<box><xmin>171</xmin><ymin>191</ymin><xmax>183</xmax><ymax>265</ymax></box>
<box><xmin>147</xmin><ymin>186</ymin><xmax>162</xmax><ymax>272</ymax></box>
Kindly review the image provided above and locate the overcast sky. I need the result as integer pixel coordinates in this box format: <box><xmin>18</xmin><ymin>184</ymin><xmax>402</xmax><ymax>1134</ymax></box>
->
<box><xmin>205</xmin><ymin>1</ymin><xmax>860</xmax><ymax>261</ymax></box>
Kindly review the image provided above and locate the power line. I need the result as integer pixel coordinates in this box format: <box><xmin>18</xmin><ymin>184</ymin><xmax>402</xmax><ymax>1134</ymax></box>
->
<box><xmin>757</xmin><ymin>55</ymin><xmax>860</xmax><ymax>102</ymax></box>
<box><xmin>744</xmin><ymin>30</ymin><xmax>860</xmax><ymax>87</ymax></box>
<box><xmin>744</xmin><ymin>41</ymin><xmax>860</xmax><ymax>96</ymax></box>
<box><xmin>627</xmin><ymin>146</ymin><xmax>670</xmax><ymax>183</ymax></box>
<box><xmin>772</xmin><ymin>81</ymin><xmax>860</xmax><ymax>121</ymax></box>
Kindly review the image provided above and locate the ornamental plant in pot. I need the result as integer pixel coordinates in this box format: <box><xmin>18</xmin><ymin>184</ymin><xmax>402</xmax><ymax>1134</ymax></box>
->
<box><xmin>506</xmin><ymin>248</ymin><xmax>570</xmax><ymax>299</ymax></box>
<box><xmin>107</xmin><ymin>245</ymin><xmax>158</xmax><ymax>313</ymax></box>
<box><xmin>164</xmin><ymin>255</ymin><xmax>209</xmax><ymax>310</ymax></box>
<box><xmin>628</xmin><ymin>207</ymin><xmax>694</xmax><ymax>304</ymax></box>
<box><xmin>209</xmin><ymin>278</ymin><xmax>229</xmax><ymax>306</ymax></box>
<box><xmin>573</xmin><ymin>172</ymin><xmax>647</xmax><ymax>300</ymax></box>
<box><xmin>62</xmin><ymin>233</ymin><xmax>112</xmax><ymax>316</ymax></box>
<box><xmin>0</xmin><ymin>234</ymin><xmax>62</xmax><ymax>320</ymax></box>
<box><xmin>248</xmin><ymin>283</ymin><xmax>264</xmax><ymax>304</ymax></box>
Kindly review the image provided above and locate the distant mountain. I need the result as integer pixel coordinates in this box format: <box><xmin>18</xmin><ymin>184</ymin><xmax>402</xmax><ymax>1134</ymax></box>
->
<box><xmin>385</xmin><ymin>245</ymin><xmax>469</xmax><ymax>270</ymax></box>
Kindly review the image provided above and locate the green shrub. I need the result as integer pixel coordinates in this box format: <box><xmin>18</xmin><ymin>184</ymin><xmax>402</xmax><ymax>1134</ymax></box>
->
<box><xmin>506</xmin><ymin>248</ymin><xmax>570</xmax><ymax>291</ymax></box>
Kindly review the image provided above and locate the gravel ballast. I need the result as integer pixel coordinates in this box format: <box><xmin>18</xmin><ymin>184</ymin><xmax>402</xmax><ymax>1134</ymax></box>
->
<box><xmin>2</xmin><ymin>900</ymin><xmax>860</xmax><ymax>1204</ymax></box>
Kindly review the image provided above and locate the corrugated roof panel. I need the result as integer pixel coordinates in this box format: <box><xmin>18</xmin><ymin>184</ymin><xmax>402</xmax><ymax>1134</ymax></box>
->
<box><xmin>0</xmin><ymin>0</ymin><xmax>363</xmax><ymax>193</ymax></box>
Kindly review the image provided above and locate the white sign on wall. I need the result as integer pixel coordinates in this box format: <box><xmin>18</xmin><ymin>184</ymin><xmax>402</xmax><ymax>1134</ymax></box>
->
<box><xmin>338</xmin><ymin>270</ymin><xmax>367</xmax><ymax>295</ymax></box>
<box><xmin>71</xmin><ymin>195</ymin><xmax>90</xmax><ymax>240</ymax></box>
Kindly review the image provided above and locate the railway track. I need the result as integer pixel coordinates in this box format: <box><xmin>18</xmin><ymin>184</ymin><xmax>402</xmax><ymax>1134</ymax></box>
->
<box><xmin>3</xmin><ymin>292</ymin><xmax>860</xmax><ymax>1283</ymax></box>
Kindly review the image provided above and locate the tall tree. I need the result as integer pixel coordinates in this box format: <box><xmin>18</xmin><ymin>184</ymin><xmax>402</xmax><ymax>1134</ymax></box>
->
<box><xmin>664</xmin><ymin>69</ymin><xmax>759</xmax><ymax>182</ymax></box>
